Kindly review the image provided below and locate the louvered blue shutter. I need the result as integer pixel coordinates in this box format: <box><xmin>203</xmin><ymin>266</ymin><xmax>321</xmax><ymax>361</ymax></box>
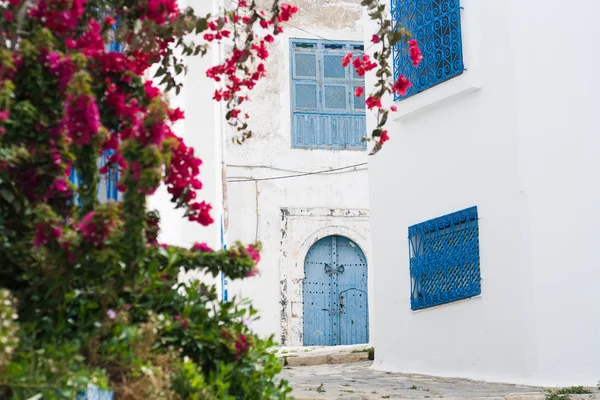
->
<box><xmin>290</xmin><ymin>40</ymin><xmax>366</xmax><ymax>150</ymax></box>
<box><xmin>292</xmin><ymin>43</ymin><xmax>320</xmax><ymax>147</ymax></box>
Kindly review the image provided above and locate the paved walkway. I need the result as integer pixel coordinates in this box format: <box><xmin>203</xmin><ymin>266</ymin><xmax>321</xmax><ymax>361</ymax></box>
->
<box><xmin>280</xmin><ymin>362</ymin><xmax>598</xmax><ymax>400</ymax></box>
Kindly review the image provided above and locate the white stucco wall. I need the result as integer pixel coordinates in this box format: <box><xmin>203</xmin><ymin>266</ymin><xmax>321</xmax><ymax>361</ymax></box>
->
<box><xmin>367</xmin><ymin>0</ymin><xmax>600</xmax><ymax>386</ymax></box>
<box><xmin>224</xmin><ymin>0</ymin><xmax>372</xmax><ymax>342</ymax></box>
<box><xmin>509</xmin><ymin>0</ymin><xmax>600</xmax><ymax>386</ymax></box>
<box><xmin>150</xmin><ymin>0</ymin><xmax>223</xmax><ymax>252</ymax></box>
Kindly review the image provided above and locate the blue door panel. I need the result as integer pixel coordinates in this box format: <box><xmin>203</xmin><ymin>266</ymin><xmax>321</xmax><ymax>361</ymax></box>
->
<box><xmin>303</xmin><ymin>238</ymin><xmax>333</xmax><ymax>346</ymax></box>
<box><xmin>303</xmin><ymin>235</ymin><xmax>368</xmax><ymax>346</ymax></box>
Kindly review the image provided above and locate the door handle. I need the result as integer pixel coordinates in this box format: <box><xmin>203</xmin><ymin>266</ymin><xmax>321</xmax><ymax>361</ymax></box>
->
<box><xmin>339</xmin><ymin>294</ymin><xmax>344</xmax><ymax>314</ymax></box>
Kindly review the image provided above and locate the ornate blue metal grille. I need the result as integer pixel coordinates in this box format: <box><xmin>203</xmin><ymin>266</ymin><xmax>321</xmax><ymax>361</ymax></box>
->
<box><xmin>391</xmin><ymin>0</ymin><xmax>465</xmax><ymax>100</ymax></box>
<box><xmin>408</xmin><ymin>206</ymin><xmax>480</xmax><ymax>310</ymax></box>
<box><xmin>290</xmin><ymin>40</ymin><xmax>367</xmax><ymax>150</ymax></box>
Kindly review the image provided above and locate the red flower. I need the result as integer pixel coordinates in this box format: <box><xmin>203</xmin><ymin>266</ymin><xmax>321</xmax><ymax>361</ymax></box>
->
<box><xmin>264</xmin><ymin>34</ymin><xmax>274</xmax><ymax>43</ymax></box>
<box><xmin>234</xmin><ymin>334</ymin><xmax>249</xmax><ymax>359</ymax></box>
<box><xmin>144</xmin><ymin>81</ymin><xmax>160</xmax><ymax>99</ymax></box>
<box><xmin>104</xmin><ymin>16</ymin><xmax>116</xmax><ymax>25</ymax></box>
<box><xmin>4</xmin><ymin>11</ymin><xmax>14</xmax><ymax>22</ymax></box>
<box><xmin>342</xmin><ymin>53</ymin><xmax>353</xmax><ymax>67</ymax></box>
<box><xmin>354</xmin><ymin>87</ymin><xmax>364</xmax><ymax>97</ymax></box>
<box><xmin>408</xmin><ymin>39</ymin><xmax>423</xmax><ymax>66</ymax></box>
<box><xmin>365</xmin><ymin>96</ymin><xmax>382</xmax><ymax>110</ymax></box>
<box><xmin>168</xmin><ymin>108</ymin><xmax>185</xmax><ymax>122</ymax></box>
<box><xmin>278</xmin><ymin>3</ymin><xmax>299</xmax><ymax>22</ymax></box>
<box><xmin>371</xmin><ymin>34</ymin><xmax>380</xmax><ymax>44</ymax></box>
<box><xmin>392</xmin><ymin>74</ymin><xmax>411</xmax><ymax>96</ymax></box>
<box><xmin>390</xmin><ymin>105</ymin><xmax>398</xmax><ymax>112</ymax></box>
<box><xmin>192</xmin><ymin>242</ymin><xmax>213</xmax><ymax>252</ymax></box>
<box><xmin>380</xmin><ymin>130</ymin><xmax>390</xmax><ymax>144</ymax></box>
<box><xmin>62</xmin><ymin>94</ymin><xmax>101</xmax><ymax>146</ymax></box>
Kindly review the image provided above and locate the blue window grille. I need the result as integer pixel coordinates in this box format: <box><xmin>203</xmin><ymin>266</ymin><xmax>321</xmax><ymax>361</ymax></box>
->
<box><xmin>290</xmin><ymin>40</ymin><xmax>366</xmax><ymax>150</ymax></box>
<box><xmin>391</xmin><ymin>0</ymin><xmax>465</xmax><ymax>100</ymax></box>
<box><xmin>408</xmin><ymin>206</ymin><xmax>480</xmax><ymax>310</ymax></box>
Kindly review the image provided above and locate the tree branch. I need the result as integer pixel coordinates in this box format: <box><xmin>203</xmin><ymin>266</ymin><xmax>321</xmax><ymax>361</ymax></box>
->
<box><xmin>11</xmin><ymin>0</ymin><xmax>35</xmax><ymax>51</ymax></box>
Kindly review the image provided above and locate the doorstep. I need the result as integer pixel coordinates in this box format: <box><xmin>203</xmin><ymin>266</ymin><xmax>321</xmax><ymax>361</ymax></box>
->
<box><xmin>274</xmin><ymin>344</ymin><xmax>373</xmax><ymax>367</ymax></box>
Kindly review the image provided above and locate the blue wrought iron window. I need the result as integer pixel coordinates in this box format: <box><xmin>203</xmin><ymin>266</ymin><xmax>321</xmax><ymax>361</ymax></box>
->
<box><xmin>391</xmin><ymin>0</ymin><xmax>465</xmax><ymax>100</ymax></box>
<box><xmin>408</xmin><ymin>206</ymin><xmax>480</xmax><ymax>310</ymax></box>
<box><xmin>290</xmin><ymin>40</ymin><xmax>366</xmax><ymax>150</ymax></box>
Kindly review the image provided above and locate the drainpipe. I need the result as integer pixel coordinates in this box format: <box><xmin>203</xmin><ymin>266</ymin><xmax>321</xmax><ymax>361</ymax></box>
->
<box><xmin>215</xmin><ymin>0</ymin><xmax>228</xmax><ymax>302</ymax></box>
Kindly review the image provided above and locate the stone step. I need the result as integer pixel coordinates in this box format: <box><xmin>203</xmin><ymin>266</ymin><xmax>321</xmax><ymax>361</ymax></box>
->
<box><xmin>275</xmin><ymin>344</ymin><xmax>374</xmax><ymax>367</ymax></box>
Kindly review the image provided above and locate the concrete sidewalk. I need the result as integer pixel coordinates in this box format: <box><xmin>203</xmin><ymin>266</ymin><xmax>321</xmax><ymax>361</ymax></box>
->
<box><xmin>280</xmin><ymin>361</ymin><xmax>599</xmax><ymax>400</ymax></box>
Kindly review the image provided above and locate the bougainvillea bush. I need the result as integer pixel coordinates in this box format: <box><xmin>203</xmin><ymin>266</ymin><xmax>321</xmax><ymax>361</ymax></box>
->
<box><xmin>0</xmin><ymin>0</ymin><xmax>299</xmax><ymax>398</ymax></box>
<box><xmin>0</xmin><ymin>0</ymin><xmax>419</xmax><ymax>397</ymax></box>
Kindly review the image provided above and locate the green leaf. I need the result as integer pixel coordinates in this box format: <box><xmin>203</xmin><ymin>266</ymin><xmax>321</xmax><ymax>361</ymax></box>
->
<box><xmin>0</xmin><ymin>187</ymin><xmax>15</xmax><ymax>203</ymax></box>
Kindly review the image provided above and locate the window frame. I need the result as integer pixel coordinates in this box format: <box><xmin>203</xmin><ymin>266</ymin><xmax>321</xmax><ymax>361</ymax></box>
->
<box><xmin>289</xmin><ymin>39</ymin><xmax>367</xmax><ymax>151</ymax></box>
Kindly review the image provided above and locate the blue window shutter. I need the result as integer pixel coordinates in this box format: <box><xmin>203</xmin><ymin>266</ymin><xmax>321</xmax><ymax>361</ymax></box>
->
<box><xmin>322</xmin><ymin>84</ymin><xmax>348</xmax><ymax>111</ymax></box>
<box><xmin>290</xmin><ymin>40</ymin><xmax>366</xmax><ymax>150</ymax></box>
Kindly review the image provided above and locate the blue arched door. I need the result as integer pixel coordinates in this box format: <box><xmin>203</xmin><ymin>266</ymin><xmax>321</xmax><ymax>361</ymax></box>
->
<box><xmin>303</xmin><ymin>235</ymin><xmax>368</xmax><ymax>346</ymax></box>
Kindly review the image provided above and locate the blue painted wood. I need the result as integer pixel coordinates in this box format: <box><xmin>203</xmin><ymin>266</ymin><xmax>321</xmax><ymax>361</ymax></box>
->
<box><xmin>290</xmin><ymin>40</ymin><xmax>367</xmax><ymax>150</ymax></box>
<box><xmin>335</xmin><ymin>236</ymin><xmax>369</xmax><ymax>345</ymax></box>
<box><xmin>303</xmin><ymin>235</ymin><xmax>368</xmax><ymax>346</ymax></box>
<box><xmin>303</xmin><ymin>236</ymin><xmax>334</xmax><ymax>346</ymax></box>
<box><xmin>76</xmin><ymin>384</ymin><xmax>114</xmax><ymax>400</ymax></box>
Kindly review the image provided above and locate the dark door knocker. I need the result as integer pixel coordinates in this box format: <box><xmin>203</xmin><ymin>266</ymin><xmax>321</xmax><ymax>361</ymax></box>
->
<box><xmin>337</xmin><ymin>265</ymin><xmax>345</xmax><ymax>274</ymax></box>
<box><xmin>324</xmin><ymin>263</ymin><xmax>332</xmax><ymax>275</ymax></box>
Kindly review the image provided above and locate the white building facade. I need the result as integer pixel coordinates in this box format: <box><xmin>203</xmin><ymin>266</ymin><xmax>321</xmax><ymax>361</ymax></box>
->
<box><xmin>151</xmin><ymin>0</ymin><xmax>374</xmax><ymax>347</ymax></box>
<box><xmin>367</xmin><ymin>0</ymin><xmax>600</xmax><ymax>387</ymax></box>
<box><xmin>224</xmin><ymin>0</ymin><xmax>373</xmax><ymax>346</ymax></box>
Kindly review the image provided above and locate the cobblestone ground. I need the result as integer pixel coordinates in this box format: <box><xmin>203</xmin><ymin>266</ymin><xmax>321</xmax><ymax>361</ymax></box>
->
<box><xmin>280</xmin><ymin>361</ymin><xmax>598</xmax><ymax>400</ymax></box>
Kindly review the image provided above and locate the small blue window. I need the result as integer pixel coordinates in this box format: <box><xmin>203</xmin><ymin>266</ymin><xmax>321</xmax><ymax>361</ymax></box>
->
<box><xmin>391</xmin><ymin>0</ymin><xmax>465</xmax><ymax>100</ymax></box>
<box><xmin>290</xmin><ymin>40</ymin><xmax>366</xmax><ymax>150</ymax></box>
<box><xmin>408</xmin><ymin>206</ymin><xmax>480</xmax><ymax>310</ymax></box>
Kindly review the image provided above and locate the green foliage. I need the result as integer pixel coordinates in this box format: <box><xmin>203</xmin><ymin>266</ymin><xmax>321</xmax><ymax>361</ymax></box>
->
<box><xmin>555</xmin><ymin>387</ymin><xmax>592</xmax><ymax>395</ymax></box>
<box><xmin>546</xmin><ymin>386</ymin><xmax>593</xmax><ymax>400</ymax></box>
<box><xmin>0</xmin><ymin>0</ymin><xmax>292</xmax><ymax>398</ymax></box>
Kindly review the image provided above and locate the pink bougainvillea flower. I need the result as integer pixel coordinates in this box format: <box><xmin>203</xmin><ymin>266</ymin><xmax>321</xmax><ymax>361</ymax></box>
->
<box><xmin>380</xmin><ymin>130</ymin><xmax>390</xmax><ymax>144</ymax></box>
<box><xmin>365</xmin><ymin>96</ymin><xmax>382</xmax><ymax>110</ymax></box>
<box><xmin>408</xmin><ymin>39</ymin><xmax>423</xmax><ymax>67</ymax></box>
<box><xmin>278</xmin><ymin>3</ymin><xmax>299</xmax><ymax>22</ymax></box>
<box><xmin>392</xmin><ymin>74</ymin><xmax>411</xmax><ymax>96</ymax></box>
<box><xmin>354</xmin><ymin>87</ymin><xmax>364</xmax><ymax>97</ymax></box>
<box><xmin>192</xmin><ymin>242</ymin><xmax>213</xmax><ymax>252</ymax></box>
<box><xmin>342</xmin><ymin>53</ymin><xmax>353</xmax><ymax>68</ymax></box>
